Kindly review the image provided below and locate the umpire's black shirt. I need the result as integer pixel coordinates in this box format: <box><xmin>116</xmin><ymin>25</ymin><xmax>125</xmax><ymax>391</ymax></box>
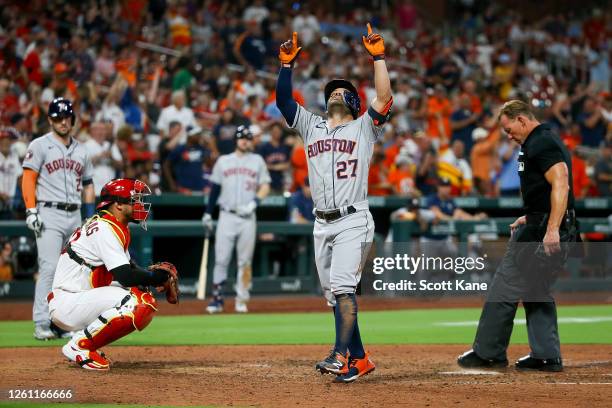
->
<box><xmin>518</xmin><ymin>124</ymin><xmax>575</xmax><ymax>214</ymax></box>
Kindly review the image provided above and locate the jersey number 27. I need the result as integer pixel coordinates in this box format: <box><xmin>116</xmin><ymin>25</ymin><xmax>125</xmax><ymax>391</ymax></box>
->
<box><xmin>336</xmin><ymin>159</ymin><xmax>358</xmax><ymax>179</ymax></box>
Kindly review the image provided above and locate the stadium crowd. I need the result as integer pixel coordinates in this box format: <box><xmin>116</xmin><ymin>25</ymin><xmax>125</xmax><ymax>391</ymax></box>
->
<box><xmin>0</xmin><ymin>0</ymin><xmax>610</xmax><ymax>226</ymax></box>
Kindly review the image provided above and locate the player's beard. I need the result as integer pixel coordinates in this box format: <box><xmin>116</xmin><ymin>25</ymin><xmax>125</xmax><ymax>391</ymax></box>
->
<box><xmin>236</xmin><ymin>142</ymin><xmax>252</xmax><ymax>154</ymax></box>
<box><xmin>52</xmin><ymin>122</ymin><xmax>72</xmax><ymax>138</ymax></box>
<box><xmin>327</xmin><ymin>100</ymin><xmax>352</xmax><ymax>118</ymax></box>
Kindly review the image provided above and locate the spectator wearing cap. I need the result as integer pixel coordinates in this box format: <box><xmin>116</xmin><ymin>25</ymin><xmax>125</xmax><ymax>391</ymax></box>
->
<box><xmin>450</xmin><ymin>93</ymin><xmax>481</xmax><ymax>155</ymax></box>
<box><xmin>388</xmin><ymin>155</ymin><xmax>417</xmax><ymax>196</ymax></box>
<box><xmin>438</xmin><ymin>139</ymin><xmax>473</xmax><ymax>195</ymax></box>
<box><xmin>594</xmin><ymin>141</ymin><xmax>612</xmax><ymax>196</ymax></box>
<box><xmin>84</xmin><ymin>122</ymin><xmax>117</xmax><ymax>195</ymax></box>
<box><xmin>212</xmin><ymin>108</ymin><xmax>250</xmax><ymax>156</ymax></box>
<box><xmin>164</xmin><ymin>126</ymin><xmax>211</xmax><ymax>194</ymax></box>
<box><xmin>470</xmin><ymin>127</ymin><xmax>500</xmax><ymax>196</ymax></box>
<box><xmin>0</xmin><ymin>131</ymin><xmax>21</xmax><ymax>220</ymax></box>
<box><xmin>156</xmin><ymin>89</ymin><xmax>197</xmax><ymax>140</ymax></box>
<box><xmin>577</xmin><ymin>96</ymin><xmax>607</xmax><ymax>148</ymax></box>
<box><xmin>40</xmin><ymin>62</ymin><xmax>78</xmax><ymax>104</ymax></box>
<box><xmin>289</xmin><ymin>178</ymin><xmax>315</xmax><ymax>224</ymax></box>
<box><xmin>419</xmin><ymin>177</ymin><xmax>486</xmax><ymax>259</ymax></box>
<box><xmin>257</xmin><ymin>123</ymin><xmax>291</xmax><ymax>194</ymax></box>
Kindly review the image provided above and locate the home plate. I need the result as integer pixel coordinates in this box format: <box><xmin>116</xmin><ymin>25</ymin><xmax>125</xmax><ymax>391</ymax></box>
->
<box><xmin>440</xmin><ymin>370</ymin><xmax>501</xmax><ymax>376</ymax></box>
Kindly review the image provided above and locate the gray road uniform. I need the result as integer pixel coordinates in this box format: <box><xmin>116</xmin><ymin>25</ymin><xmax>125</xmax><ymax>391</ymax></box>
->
<box><xmin>209</xmin><ymin>152</ymin><xmax>271</xmax><ymax>302</ymax></box>
<box><xmin>22</xmin><ymin>133</ymin><xmax>93</xmax><ymax>327</ymax></box>
<box><xmin>290</xmin><ymin>105</ymin><xmax>382</xmax><ymax>305</ymax></box>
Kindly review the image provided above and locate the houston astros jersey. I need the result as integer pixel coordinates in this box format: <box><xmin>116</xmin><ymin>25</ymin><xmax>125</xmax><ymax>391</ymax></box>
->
<box><xmin>290</xmin><ymin>105</ymin><xmax>383</xmax><ymax>210</ymax></box>
<box><xmin>53</xmin><ymin>211</ymin><xmax>131</xmax><ymax>293</ymax></box>
<box><xmin>210</xmin><ymin>152</ymin><xmax>271</xmax><ymax>211</ymax></box>
<box><xmin>22</xmin><ymin>132</ymin><xmax>93</xmax><ymax>204</ymax></box>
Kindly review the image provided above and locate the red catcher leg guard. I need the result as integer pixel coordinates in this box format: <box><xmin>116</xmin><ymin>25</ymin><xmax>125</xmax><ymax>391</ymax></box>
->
<box><xmin>77</xmin><ymin>289</ymin><xmax>158</xmax><ymax>351</ymax></box>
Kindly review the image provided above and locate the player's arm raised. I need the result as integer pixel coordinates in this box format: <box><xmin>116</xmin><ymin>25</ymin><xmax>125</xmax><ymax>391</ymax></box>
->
<box><xmin>363</xmin><ymin>23</ymin><xmax>393</xmax><ymax>122</ymax></box>
<box><xmin>275</xmin><ymin>32</ymin><xmax>302</xmax><ymax>125</ymax></box>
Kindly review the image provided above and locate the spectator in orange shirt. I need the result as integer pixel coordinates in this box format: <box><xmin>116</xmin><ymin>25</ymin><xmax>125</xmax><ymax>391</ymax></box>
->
<box><xmin>388</xmin><ymin>155</ymin><xmax>417</xmax><ymax>196</ymax></box>
<box><xmin>290</xmin><ymin>132</ymin><xmax>308</xmax><ymax>191</ymax></box>
<box><xmin>562</xmin><ymin>134</ymin><xmax>590</xmax><ymax>198</ymax></box>
<box><xmin>368</xmin><ymin>143</ymin><xmax>393</xmax><ymax>196</ymax></box>
<box><xmin>426</xmin><ymin>84</ymin><xmax>452</xmax><ymax>144</ymax></box>
<box><xmin>462</xmin><ymin>79</ymin><xmax>483</xmax><ymax>114</ymax></box>
<box><xmin>470</xmin><ymin>127</ymin><xmax>500</xmax><ymax>196</ymax></box>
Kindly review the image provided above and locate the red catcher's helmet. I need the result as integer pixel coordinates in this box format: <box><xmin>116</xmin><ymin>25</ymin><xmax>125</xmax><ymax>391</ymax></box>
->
<box><xmin>97</xmin><ymin>179</ymin><xmax>151</xmax><ymax>229</ymax></box>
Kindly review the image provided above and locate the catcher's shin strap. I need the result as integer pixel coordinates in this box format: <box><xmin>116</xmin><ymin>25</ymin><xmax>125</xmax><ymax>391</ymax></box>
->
<box><xmin>315</xmin><ymin>205</ymin><xmax>356</xmax><ymax>222</ymax></box>
<box><xmin>66</xmin><ymin>244</ymin><xmax>96</xmax><ymax>269</ymax></box>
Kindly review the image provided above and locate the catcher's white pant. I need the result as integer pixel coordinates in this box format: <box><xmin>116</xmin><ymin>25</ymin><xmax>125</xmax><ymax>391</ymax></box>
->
<box><xmin>212</xmin><ymin>210</ymin><xmax>255</xmax><ymax>302</ymax></box>
<box><xmin>48</xmin><ymin>286</ymin><xmax>130</xmax><ymax>331</ymax></box>
<box><xmin>313</xmin><ymin>205</ymin><xmax>374</xmax><ymax>306</ymax></box>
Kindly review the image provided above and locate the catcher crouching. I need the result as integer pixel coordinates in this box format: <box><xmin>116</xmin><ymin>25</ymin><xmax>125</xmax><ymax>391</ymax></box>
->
<box><xmin>47</xmin><ymin>178</ymin><xmax>179</xmax><ymax>370</ymax></box>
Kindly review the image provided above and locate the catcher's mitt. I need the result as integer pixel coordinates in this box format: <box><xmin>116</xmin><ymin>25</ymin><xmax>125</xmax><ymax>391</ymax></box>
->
<box><xmin>149</xmin><ymin>261</ymin><xmax>180</xmax><ymax>304</ymax></box>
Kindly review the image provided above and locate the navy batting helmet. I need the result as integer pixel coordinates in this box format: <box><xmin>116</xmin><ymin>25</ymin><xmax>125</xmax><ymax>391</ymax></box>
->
<box><xmin>48</xmin><ymin>98</ymin><xmax>76</xmax><ymax>126</ymax></box>
<box><xmin>324</xmin><ymin>79</ymin><xmax>360</xmax><ymax>119</ymax></box>
<box><xmin>235</xmin><ymin>125</ymin><xmax>253</xmax><ymax>140</ymax></box>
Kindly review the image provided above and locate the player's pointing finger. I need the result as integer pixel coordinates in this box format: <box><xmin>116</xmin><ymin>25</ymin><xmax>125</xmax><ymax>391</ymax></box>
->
<box><xmin>292</xmin><ymin>31</ymin><xmax>298</xmax><ymax>46</ymax></box>
<box><xmin>367</xmin><ymin>22</ymin><xmax>372</xmax><ymax>35</ymax></box>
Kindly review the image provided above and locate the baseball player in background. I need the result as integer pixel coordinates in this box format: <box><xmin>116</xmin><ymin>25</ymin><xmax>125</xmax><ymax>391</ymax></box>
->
<box><xmin>21</xmin><ymin>98</ymin><xmax>96</xmax><ymax>340</ymax></box>
<box><xmin>49</xmin><ymin>178</ymin><xmax>179</xmax><ymax>370</ymax></box>
<box><xmin>275</xmin><ymin>24</ymin><xmax>393</xmax><ymax>383</ymax></box>
<box><xmin>202</xmin><ymin>125</ymin><xmax>271</xmax><ymax>313</ymax></box>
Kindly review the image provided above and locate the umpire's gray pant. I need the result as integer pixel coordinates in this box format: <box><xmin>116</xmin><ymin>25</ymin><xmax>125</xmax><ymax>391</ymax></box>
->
<box><xmin>212</xmin><ymin>211</ymin><xmax>256</xmax><ymax>302</ymax></box>
<box><xmin>472</xmin><ymin>224</ymin><xmax>562</xmax><ymax>360</ymax></box>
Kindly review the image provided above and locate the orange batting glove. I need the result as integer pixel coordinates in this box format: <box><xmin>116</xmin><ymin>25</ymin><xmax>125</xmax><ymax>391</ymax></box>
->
<box><xmin>279</xmin><ymin>32</ymin><xmax>302</xmax><ymax>65</ymax></box>
<box><xmin>362</xmin><ymin>23</ymin><xmax>385</xmax><ymax>60</ymax></box>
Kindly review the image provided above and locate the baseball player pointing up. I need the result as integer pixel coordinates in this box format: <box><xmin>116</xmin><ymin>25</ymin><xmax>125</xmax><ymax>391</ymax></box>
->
<box><xmin>21</xmin><ymin>98</ymin><xmax>96</xmax><ymax>340</ymax></box>
<box><xmin>202</xmin><ymin>125</ymin><xmax>271</xmax><ymax>313</ymax></box>
<box><xmin>276</xmin><ymin>24</ymin><xmax>392</xmax><ymax>383</ymax></box>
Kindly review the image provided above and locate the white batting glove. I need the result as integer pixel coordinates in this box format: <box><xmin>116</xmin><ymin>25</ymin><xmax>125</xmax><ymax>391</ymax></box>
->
<box><xmin>202</xmin><ymin>213</ymin><xmax>214</xmax><ymax>236</ymax></box>
<box><xmin>236</xmin><ymin>200</ymin><xmax>257</xmax><ymax>217</ymax></box>
<box><xmin>25</xmin><ymin>208</ymin><xmax>44</xmax><ymax>237</ymax></box>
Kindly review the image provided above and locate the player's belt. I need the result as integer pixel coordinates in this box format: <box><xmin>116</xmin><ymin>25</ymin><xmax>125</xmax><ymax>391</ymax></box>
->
<box><xmin>315</xmin><ymin>205</ymin><xmax>356</xmax><ymax>222</ymax></box>
<box><xmin>65</xmin><ymin>244</ymin><xmax>95</xmax><ymax>269</ymax></box>
<box><xmin>40</xmin><ymin>201</ymin><xmax>80</xmax><ymax>212</ymax></box>
<box><xmin>526</xmin><ymin>209</ymin><xmax>576</xmax><ymax>226</ymax></box>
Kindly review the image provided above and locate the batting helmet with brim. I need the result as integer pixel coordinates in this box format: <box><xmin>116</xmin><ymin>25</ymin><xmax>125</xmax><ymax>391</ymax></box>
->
<box><xmin>324</xmin><ymin>79</ymin><xmax>360</xmax><ymax>119</ymax></box>
<box><xmin>48</xmin><ymin>98</ymin><xmax>76</xmax><ymax>126</ymax></box>
<box><xmin>97</xmin><ymin>178</ymin><xmax>152</xmax><ymax>230</ymax></box>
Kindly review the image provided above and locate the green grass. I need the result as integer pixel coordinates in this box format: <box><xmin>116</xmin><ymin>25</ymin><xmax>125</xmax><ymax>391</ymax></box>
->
<box><xmin>1</xmin><ymin>305</ymin><xmax>611</xmax><ymax>348</ymax></box>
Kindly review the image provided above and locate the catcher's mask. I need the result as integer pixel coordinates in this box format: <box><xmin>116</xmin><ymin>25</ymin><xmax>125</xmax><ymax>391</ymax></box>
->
<box><xmin>97</xmin><ymin>178</ymin><xmax>152</xmax><ymax>230</ymax></box>
<box><xmin>324</xmin><ymin>79</ymin><xmax>360</xmax><ymax>119</ymax></box>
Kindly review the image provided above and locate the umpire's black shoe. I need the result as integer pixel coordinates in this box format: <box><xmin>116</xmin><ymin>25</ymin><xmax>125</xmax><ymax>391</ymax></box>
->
<box><xmin>515</xmin><ymin>355</ymin><xmax>563</xmax><ymax>372</ymax></box>
<box><xmin>457</xmin><ymin>349</ymin><xmax>508</xmax><ymax>369</ymax></box>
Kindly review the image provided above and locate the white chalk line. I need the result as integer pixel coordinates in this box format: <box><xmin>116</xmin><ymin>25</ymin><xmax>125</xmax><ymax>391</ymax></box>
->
<box><xmin>436</xmin><ymin>316</ymin><xmax>612</xmax><ymax>327</ymax></box>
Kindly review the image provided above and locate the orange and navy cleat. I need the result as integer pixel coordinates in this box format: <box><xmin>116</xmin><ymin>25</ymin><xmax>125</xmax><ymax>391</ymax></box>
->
<box><xmin>334</xmin><ymin>351</ymin><xmax>375</xmax><ymax>383</ymax></box>
<box><xmin>62</xmin><ymin>340</ymin><xmax>110</xmax><ymax>371</ymax></box>
<box><xmin>315</xmin><ymin>349</ymin><xmax>349</xmax><ymax>375</ymax></box>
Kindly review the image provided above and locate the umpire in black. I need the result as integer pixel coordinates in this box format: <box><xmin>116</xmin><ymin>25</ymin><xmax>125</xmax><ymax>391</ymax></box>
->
<box><xmin>458</xmin><ymin>100</ymin><xmax>579</xmax><ymax>372</ymax></box>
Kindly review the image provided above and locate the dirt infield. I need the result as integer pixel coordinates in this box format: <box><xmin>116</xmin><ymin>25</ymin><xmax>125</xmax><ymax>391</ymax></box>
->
<box><xmin>2</xmin><ymin>344</ymin><xmax>611</xmax><ymax>407</ymax></box>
